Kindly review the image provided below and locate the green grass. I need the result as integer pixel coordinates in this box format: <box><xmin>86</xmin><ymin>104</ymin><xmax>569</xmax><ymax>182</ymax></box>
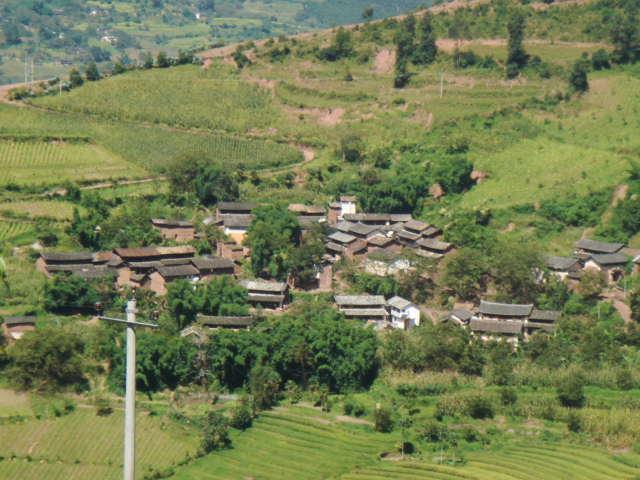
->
<box><xmin>0</xmin><ymin>220</ymin><xmax>34</xmax><ymax>244</ymax></box>
<box><xmin>0</xmin><ymin>139</ymin><xmax>145</xmax><ymax>186</ymax></box>
<box><xmin>0</xmin><ymin>407</ymin><xmax>199</xmax><ymax>480</ymax></box>
<box><xmin>0</xmin><ymin>201</ymin><xmax>80</xmax><ymax>221</ymax></box>
<box><xmin>172</xmin><ymin>406</ymin><xmax>395</xmax><ymax>480</ymax></box>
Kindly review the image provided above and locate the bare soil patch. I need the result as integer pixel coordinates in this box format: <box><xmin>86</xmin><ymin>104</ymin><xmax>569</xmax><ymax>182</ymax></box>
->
<box><xmin>373</xmin><ymin>49</ymin><xmax>395</xmax><ymax>74</ymax></box>
<box><xmin>335</xmin><ymin>415</ymin><xmax>373</xmax><ymax>426</ymax></box>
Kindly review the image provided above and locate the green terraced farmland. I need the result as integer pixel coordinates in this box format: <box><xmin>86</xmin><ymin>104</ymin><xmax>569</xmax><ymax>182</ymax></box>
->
<box><xmin>0</xmin><ymin>200</ymin><xmax>78</xmax><ymax>220</ymax></box>
<box><xmin>0</xmin><ymin>139</ymin><xmax>146</xmax><ymax>186</ymax></box>
<box><xmin>172</xmin><ymin>407</ymin><xmax>396</xmax><ymax>480</ymax></box>
<box><xmin>0</xmin><ymin>220</ymin><xmax>33</xmax><ymax>244</ymax></box>
<box><xmin>341</xmin><ymin>444</ymin><xmax>640</xmax><ymax>479</ymax></box>
<box><xmin>0</xmin><ymin>408</ymin><xmax>199</xmax><ymax>480</ymax></box>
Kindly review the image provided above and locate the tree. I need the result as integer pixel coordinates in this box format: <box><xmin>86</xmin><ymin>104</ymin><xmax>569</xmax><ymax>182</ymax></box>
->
<box><xmin>44</xmin><ymin>274</ymin><xmax>100</xmax><ymax>313</ymax></box>
<box><xmin>167</xmin><ymin>154</ymin><xmax>239</xmax><ymax>205</ymax></box>
<box><xmin>69</xmin><ymin>68</ymin><xmax>84</xmax><ymax>88</ymax></box>
<box><xmin>0</xmin><ymin>257</ymin><xmax>9</xmax><ymax>294</ymax></box>
<box><xmin>374</xmin><ymin>405</ymin><xmax>394</xmax><ymax>432</ymax></box>
<box><xmin>431</xmin><ymin>156</ymin><xmax>474</xmax><ymax>194</ymax></box>
<box><xmin>85</xmin><ymin>62</ymin><xmax>100</xmax><ymax>81</ymax></box>
<box><xmin>610</xmin><ymin>12</ymin><xmax>640</xmax><ymax>65</ymax></box>
<box><xmin>318</xmin><ymin>27</ymin><xmax>353</xmax><ymax>61</ymax></box>
<box><xmin>250</xmin><ymin>364</ymin><xmax>281</xmax><ymax>410</ymax></box>
<box><xmin>362</xmin><ymin>7</ymin><xmax>374</xmax><ymax>21</ymax></box>
<box><xmin>288</xmin><ymin>230</ymin><xmax>325</xmax><ymax>288</ymax></box>
<box><xmin>230</xmin><ymin>401</ymin><xmax>253</xmax><ymax>430</ymax></box>
<box><xmin>557</xmin><ymin>374</ymin><xmax>586</xmax><ymax>408</ymax></box>
<box><xmin>200</xmin><ymin>276</ymin><xmax>249</xmax><ymax>316</ymax></box>
<box><xmin>506</xmin><ymin>9</ymin><xmax>528</xmax><ymax>77</ymax></box>
<box><xmin>591</xmin><ymin>49</ymin><xmax>610</xmax><ymax>70</ymax></box>
<box><xmin>569</xmin><ymin>56</ymin><xmax>589</xmax><ymax>93</ymax></box>
<box><xmin>142</xmin><ymin>52</ymin><xmax>154</xmax><ymax>69</ymax></box>
<box><xmin>156</xmin><ymin>51</ymin><xmax>171</xmax><ymax>68</ymax></box>
<box><xmin>578</xmin><ymin>270</ymin><xmax>607</xmax><ymax>300</ymax></box>
<box><xmin>246</xmin><ymin>205</ymin><xmax>300</xmax><ymax>280</ymax></box>
<box><xmin>394</xmin><ymin>18</ymin><xmax>415</xmax><ymax>88</ymax></box>
<box><xmin>442</xmin><ymin>248</ymin><xmax>488</xmax><ymax>300</ymax></box>
<box><xmin>7</xmin><ymin>327</ymin><xmax>87</xmax><ymax>391</ymax></box>
<box><xmin>413</xmin><ymin>13</ymin><xmax>437</xmax><ymax>65</ymax></box>
<box><xmin>339</xmin><ymin>134</ymin><xmax>365</xmax><ymax>163</ymax></box>
<box><xmin>166</xmin><ymin>279</ymin><xmax>202</xmax><ymax>330</ymax></box>
<box><xmin>200</xmin><ymin>411</ymin><xmax>231</xmax><ymax>453</ymax></box>
<box><xmin>2</xmin><ymin>23</ymin><xmax>21</xmax><ymax>45</ymax></box>
<box><xmin>490</xmin><ymin>240</ymin><xmax>542</xmax><ymax>303</ymax></box>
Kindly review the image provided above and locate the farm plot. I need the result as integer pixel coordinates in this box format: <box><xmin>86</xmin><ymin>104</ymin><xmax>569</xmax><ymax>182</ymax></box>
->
<box><xmin>172</xmin><ymin>406</ymin><xmax>396</xmax><ymax>480</ymax></box>
<box><xmin>0</xmin><ymin>140</ymin><xmax>146</xmax><ymax>186</ymax></box>
<box><xmin>0</xmin><ymin>200</ymin><xmax>78</xmax><ymax>220</ymax></box>
<box><xmin>0</xmin><ymin>220</ymin><xmax>33</xmax><ymax>244</ymax></box>
<box><xmin>341</xmin><ymin>443</ymin><xmax>640</xmax><ymax>479</ymax></box>
<box><xmin>0</xmin><ymin>408</ymin><xmax>199</xmax><ymax>480</ymax></box>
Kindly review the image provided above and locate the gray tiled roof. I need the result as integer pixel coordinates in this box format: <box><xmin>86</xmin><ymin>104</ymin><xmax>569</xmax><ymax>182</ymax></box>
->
<box><xmin>41</xmin><ymin>252</ymin><xmax>94</xmax><ymax>263</ymax></box>
<box><xmin>340</xmin><ymin>308</ymin><xmax>388</xmax><ymax>317</ymax></box>
<box><xmin>240</xmin><ymin>279</ymin><xmax>287</xmax><ymax>292</ymax></box>
<box><xmin>590</xmin><ymin>253</ymin><xmax>629</xmax><ymax>266</ymax></box>
<box><xmin>575</xmin><ymin>239</ymin><xmax>624</xmax><ymax>254</ymax></box>
<box><xmin>217</xmin><ymin>202</ymin><xmax>257</xmax><ymax>212</ymax></box>
<box><xmin>157</xmin><ymin>264</ymin><xmax>199</xmax><ymax>279</ymax></box>
<box><xmin>530</xmin><ymin>309</ymin><xmax>561</xmax><ymax>322</ymax></box>
<box><xmin>479</xmin><ymin>301</ymin><xmax>533</xmax><ymax>317</ymax></box>
<box><xmin>222</xmin><ymin>214</ymin><xmax>253</xmax><ymax>228</ymax></box>
<box><xmin>416</xmin><ymin>238</ymin><xmax>452</xmax><ymax>252</ymax></box>
<box><xmin>197</xmin><ymin>315</ymin><xmax>254</xmax><ymax>327</ymax></box>
<box><xmin>387</xmin><ymin>296</ymin><xmax>413</xmax><ymax>310</ymax></box>
<box><xmin>328</xmin><ymin>231</ymin><xmax>357</xmax><ymax>244</ymax></box>
<box><xmin>335</xmin><ymin>295</ymin><xmax>386</xmax><ymax>306</ymax></box>
<box><xmin>544</xmin><ymin>255</ymin><xmax>580</xmax><ymax>271</ymax></box>
<box><xmin>470</xmin><ymin>318</ymin><xmax>523</xmax><ymax>335</ymax></box>
<box><xmin>152</xmin><ymin>218</ymin><xmax>194</xmax><ymax>228</ymax></box>
<box><xmin>191</xmin><ymin>256</ymin><xmax>235</xmax><ymax>271</ymax></box>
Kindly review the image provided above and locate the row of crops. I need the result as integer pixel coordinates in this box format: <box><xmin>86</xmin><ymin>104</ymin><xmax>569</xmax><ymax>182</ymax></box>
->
<box><xmin>0</xmin><ymin>221</ymin><xmax>33</xmax><ymax>244</ymax></box>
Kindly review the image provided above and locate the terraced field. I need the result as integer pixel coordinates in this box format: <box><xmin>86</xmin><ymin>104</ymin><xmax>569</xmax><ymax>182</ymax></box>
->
<box><xmin>0</xmin><ymin>139</ymin><xmax>145</xmax><ymax>186</ymax></box>
<box><xmin>172</xmin><ymin>407</ymin><xmax>396</xmax><ymax>480</ymax></box>
<box><xmin>0</xmin><ymin>408</ymin><xmax>199</xmax><ymax>480</ymax></box>
<box><xmin>0</xmin><ymin>200</ymin><xmax>78</xmax><ymax>220</ymax></box>
<box><xmin>343</xmin><ymin>444</ymin><xmax>640</xmax><ymax>479</ymax></box>
<box><xmin>0</xmin><ymin>220</ymin><xmax>33</xmax><ymax>244</ymax></box>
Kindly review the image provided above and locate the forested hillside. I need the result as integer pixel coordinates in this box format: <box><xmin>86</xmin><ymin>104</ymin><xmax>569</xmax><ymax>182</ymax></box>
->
<box><xmin>0</xmin><ymin>0</ymin><xmax>429</xmax><ymax>84</ymax></box>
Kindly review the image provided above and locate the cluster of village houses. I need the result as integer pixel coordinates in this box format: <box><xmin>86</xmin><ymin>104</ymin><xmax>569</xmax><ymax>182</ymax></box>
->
<box><xmin>8</xmin><ymin>196</ymin><xmax>637</xmax><ymax>343</ymax></box>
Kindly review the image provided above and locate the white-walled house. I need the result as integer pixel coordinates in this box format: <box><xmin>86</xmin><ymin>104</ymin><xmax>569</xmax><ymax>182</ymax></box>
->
<box><xmin>387</xmin><ymin>296</ymin><xmax>420</xmax><ymax>330</ymax></box>
<box><xmin>584</xmin><ymin>253</ymin><xmax>629</xmax><ymax>283</ymax></box>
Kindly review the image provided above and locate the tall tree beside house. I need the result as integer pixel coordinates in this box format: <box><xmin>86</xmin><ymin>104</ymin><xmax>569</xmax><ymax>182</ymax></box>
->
<box><xmin>413</xmin><ymin>13</ymin><xmax>438</xmax><ymax>65</ymax></box>
<box><xmin>85</xmin><ymin>62</ymin><xmax>100</xmax><ymax>81</ymax></box>
<box><xmin>43</xmin><ymin>274</ymin><xmax>100</xmax><ymax>313</ymax></box>
<box><xmin>569</xmin><ymin>54</ymin><xmax>590</xmax><ymax>93</ymax></box>
<box><xmin>200</xmin><ymin>276</ymin><xmax>249</xmax><ymax>317</ymax></box>
<box><xmin>246</xmin><ymin>205</ymin><xmax>300</xmax><ymax>280</ymax></box>
<box><xmin>288</xmin><ymin>230</ymin><xmax>325</xmax><ymax>288</ymax></box>
<box><xmin>166</xmin><ymin>279</ymin><xmax>203</xmax><ymax>330</ymax></box>
<box><xmin>506</xmin><ymin>8</ymin><xmax>528</xmax><ymax>78</ymax></box>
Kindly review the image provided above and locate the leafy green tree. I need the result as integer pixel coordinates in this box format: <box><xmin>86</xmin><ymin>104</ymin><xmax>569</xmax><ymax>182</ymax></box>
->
<box><xmin>578</xmin><ymin>270</ymin><xmax>607</xmax><ymax>300</ymax></box>
<box><xmin>69</xmin><ymin>68</ymin><xmax>84</xmax><ymax>88</ymax></box>
<box><xmin>85</xmin><ymin>62</ymin><xmax>100</xmax><ymax>81</ymax></box>
<box><xmin>569</xmin><ymin>56</ymin><xmax>589</xmax><ymax>93</ymax></box>
<box><xmin>557</xmin><ymin>374</ymin><xmax>586</xmax><ymax>408</ymax></box>
<box><xmin>591</xmin><ymin>49</ymin><xmax>611</xmax><ymax>70</ymax></box>
<box><xmin>339</xmin><ymin>133</ymin><xmax>365</xmax><ymax>163</ymax></box>
<box><xmin>288</xmin><ymin>230</ymin><xmax>325</xmax><ymax>288</ymax></box>
<box><xmin>374</xmin><ymin>405</ymin><xmax>394</xmax><ymax>432</ymax></box>
<box><xmin>7</xmin><ymin>327</ymin><xmax>87</xmax><ymax>391</ymax></box>
<box><xmin>156</xmin><ymin>51</ymin><xmax>171</xmax><ymax>68</ymax></box>
<box><xmin>318</xmin><ymin>27</ymin><xmax>353</xmax><ymax>61</ymax></box>
<box><xmin>246</xmin><ymin>205</ymin><xmax>300</xmax><ymax>280</ymax></box>
<box><xmin>200</xmin><ymin>277</ymin><xmax>249</xmax><ymax>316</ymax></box>
<box><xmin>506</xmin><ymin>8</ymin><xmax>528</xmax><ymax>77</ymax></box>
<box><xmin>490</xmin><ymin>240</ymin><xmax>542</xmax><ymax>303</ymax></box>
<box><xmin>167</xmin><ymin>279</ymin><xmax>202</xmax><ymax>330</ymax></box>
<box><xmin>413</xmin><ymin>13</ymin><xmax>437</xmax><ymax>65</ymax></box>
<box><xmin>250</xmin><ymin>364</ymin><xmax>281</xmax><ymax>410</ymax></box>
<box><xmin>167</xmin><ymin>154</ymin><xmax>239</xmax><ymax>206</ymax></box>
<box><xmin>0</xmin><ymin>257</ymin><xmax>9</xmax><ymax>294</ymax></box>
<box><xmin>610</xmin><ymin>12</ymin><xmax>640</xmax><ymax>64</ymax></box>
<box><xmin>200</xmin><ymin>411</ymin><xmax>231</xmax><ymax>453</ymax></box>
<box><xmin>431</xmin><ymin>156</ymin><xmax>474</xmax><ymax>194</ymax></box>
<box><xmin>442</xmin><ymin>248</ymin><xmax>488</xmax><ymax>300</ymax></box>
<box><xmin>230</xmin><ymin>401</ymin><xmax>253</xmax><ymax>430</ymax></box>
<box><xmin>142</xmin><ymin>52</ymin><xmax>154</xmax><ymax>69</ymax></box>
<box><xmin>362</xmin><ymin>7</ymin><xmax>374</xmax><ymax>21</ymax></box>
<box><xmin>2</xmin><ymin>23</ymin><xmax>21</xmax><ymax>45</ymax></box>
<box><xmin>44</xmin><ymin>274</ymin><xmax>100</xmax><ymax>313</ymax></box>
<box><xmin>393</xmin><ymin>18</ymin><xmax>414</xmax><ymax>88</ymax></box>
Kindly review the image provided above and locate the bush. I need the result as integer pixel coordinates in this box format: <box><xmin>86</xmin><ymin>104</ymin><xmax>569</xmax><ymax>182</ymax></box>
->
<box><xmin>499</xmin><ymin>387</ymin><xmax>518</xmax><ymax>406</ymax></box>
<box><xmin>249</xmin><ymin>364</ymin><xmax>281</xmax><ymax>410</ymax></box>
<box><xmin>339</xmin><ymin>134</ymin><xmax>365</xmax><ymax>163</ymax></box>
<box><xmin>200</xmin><ymin>411</ymin><xmax>231</xmax><ymax>454</ymax></box>
<box><xmin>567</xmin><ymin>410</ymin><xmax>582</xmax><ymax>433</ymax></box>
<box><xmin>95</xmin><ymin>397</ymin><xmax>113</xmax><ymax>417</ymax></box>
<box><xmin>374</xmin><ymin>406</ymin><xmax>394</xmax><ymax>433</ymax></box>
<box><xmin>466</xmin><ymin>393</ymin><xmax>494</xmax><ymax>419</ymax></box>
<box><xmin>616</xmin><ymin>368</ymin><xmax>635</xmax><ymax>391</ymax></box>
<box><xmin>420</xmin><ymin>419</ymin><xmax>450</xmax><ymax>443</ymax></box>
<box><xmin>343</xmin><ymin>397</ymin><xmax>366</xmax><ymax>417</ymax></box>
<box><xmin>230</xmin><ymin>403</ymin><xmax>253</xmax><ymax>430</ymax></box>
<box><xmin>557</xmin><ymin>375</ymin><xmax>586</xmax><ymax>408</ymax></box>
<box><xmin>591</xmin><ymin>49</ymin><xmax>611</xmax><ymax>70</ymax></box>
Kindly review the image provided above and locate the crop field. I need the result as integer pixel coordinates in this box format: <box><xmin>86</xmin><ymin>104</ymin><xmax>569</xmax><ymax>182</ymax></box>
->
<box><xmin>0</xmin><ymin>201</ymin><xmax>79</xmax><ymax>221</ymax></box>
<box><xmin>0</xmin><ymin>408</ymin><xmax>199</xmax><ymax>480</ymax></box>
<box><xmin>0</xmin><ymin>139</ymin><xmax>145</xmax><ymax>186</ymax></box>
<box><xmin>0</xmin><ymin>220</ymin><xmax>33</xmax><ymax>244</ymax></box>
<box><xmin>172</xmin><ymin>406</ymin><xmax>396</xmax><ymax>480</ymax></box>
<box><xmin>342</xmin><ymin>444</ymin><xmax>640</xmax><ymax>479</ymax></box>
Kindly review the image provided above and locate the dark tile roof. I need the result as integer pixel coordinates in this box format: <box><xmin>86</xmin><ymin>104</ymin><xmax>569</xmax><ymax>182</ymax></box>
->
<box><xmin>191</xmin><ymin>256</ymin><xmax>235</xmax><ymax>271</ymax></box>
<box><xmin>450</xmin><ymin>308</ymin><xmax>473</xmax><ymax>322</ymax></box>
<box><xmin>575</xmin><ymin>239</ymin><xmax>624</xmax><ymax>254</ymax></box>
<box><xmin>527</xmin><ymin>322</ymin><xmax>555</xmax><ymax>332</ymax></box>
<box><xmin>387</xmin><ymin>296</ymin><xmax>413</xmax><ymax>309</ymax></box>
<box><xmin>343</xmin><ymin>213</ymin><xmax>412</xmax><ymax>223</ymax></box>
<box><xmin>340</xmin><ymin>195</ymin><xmax>357</xmax><ymax>202</ymax></box>
<box><xmin>544</xmin><ymin>255</ymin><xmax>580</xmax><ymax>271</ymax></box>
<box><xmin>240</xmin><ymin>279</ymin><xmax>287</xmax><ymax>292</ymax></box>
<box><xmin>247</xmin><ymin>293</ymin><xmax>285</xmax><ymax>304</ymax></box>
<box><xmin>2</xmin><ymin>316</ymin><xmax>36</xmax><ymax>326</ymax></box>
<box><xmin>161</xmin><ymin>258</ymin><xmax>194</xmax><ymax>266</ymax></box>
<box><xmin>403</xmin><ymin>219</ymin><xmax>430</xmax><ymax>232</ymax></box>
<box><xmin>589</xmin><ymin>253</ymin><xmax>629</xmax><ymax>266</ymax></box>
<box><xmin>326</xmin><ymin>242</ymin><xmax>346</xmax><ymax>253</ymax></box>
<box><xmin>367</xmin><ymin>235</ymin><xmax>395</xmax><ymax>247</ymax></box>
<box><xmin>479</xmin><ymin>301</ymin><xmax>533</xmax><ymax>317</ymax></box>
<box><xmin>530</xmin><ymin>309</ymin><xmax>560</xmax><ymax>322</ymax></box>
<box><xmin>335</xmin><ymin>295</ymin><xmax>386</xmax><ymax>306</ymax></box>
<box><xmin>340</xmin><ymin>308</ymin><xmax>388</xmax><ymax>317</ymax></box>
<box><xmin>152</xmin><ymin>218</ymin><xmax>194</xmax><ymax>228</ymax></box>
<box><xmin>328</xmin><ymin>231</ymin><xmax>357</xmax><ymax>244</ymax></box>
<box><xmin>470</xmin><ymin>318</ymin><xmax>523</xmax><ymax>335</ymax></box>
<box><xmin>288</xmin><ymin>204</ymin><xmax>325</xmax><ymax>215</ymax></box>
<box><xmin>416</xmin><ymin>238</ymin><xmax>452</xmax><ymax>252</ymax></box>
<box><xmin>114</xmin><ymin>246</ymin><xmax>195</xmax><ymax>260</ymax></box>
<box><xmin>72</xmin><ymin>267</ymin><xmax>117</xmax><ymax>280</ymax></box>
<box><xmin>197</xmin><ymin>315</ymin><xmax>254</xmax><ymax>328</ymax></box>
<box><xmin>349</xmin><ymin>223</ymin><xmax>380</xmax><ymax>237</ymax></box>
<box><xmin>157</xmin><ymin>264</ymin><xmax>199</xmax><ymax>279</ymax></box>
<box><xmin>397</xmin><ymin>230</ymin><xmax>420</xmax><ymax>242</ymax></box>
<box><xmin>46</xmin><ymin>263</ymin><xmax>96</xmax><ymax>273</ymax></box>
<box><xmin>422</xmin><ymin>226</ymin><xmax>442</xmax><ymax>237</ymax></box>
<box><xmin>217</xmin><ymin>202</ymin><xmax>257</xmax><ymax>212</ymax></box>
<box><xmin>222</xmin><ymin>214</ymin><xmax>253</xmax><ymax>228</ymax></box>
<box><xmin>41</xmin><ymin>252</ymin><xmax>94</xmax><ymax>263</ymax></box>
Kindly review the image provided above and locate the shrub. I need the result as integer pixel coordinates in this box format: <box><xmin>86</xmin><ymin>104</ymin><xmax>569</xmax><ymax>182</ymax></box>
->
<box><xmin>200</xmin><ymin>411</ymin><xmax>231</xmax><ymax>454</ymax></box>
<box><xmin>230</xmin><ymin>403</ymin><xmax>253</xmax><ymax>431</ymax></box>
<box><xmin>95</xmin><ymin>397</ymin><xmax>113</xmax><ymax>417</ymax></box>
<box><xmin>343</xmin><ymin>397</ymin><xmax>366</xmax><ymax>417</ymax></box>
<box><xmin>420</xmin><ymin>419</ymin><xmax>450</xmax><ymax>443</ymax></box>
<box><xmin>374</xmin><ymin>406</ymin><xmax>394</xmax><ymax>433</ymax></box>
<box><xmin>499</xmin><ymin>387</ymin><xmax>518</xmax><ymax>406</ymax></box>
<box><xmin>616</xmin><ymin>368</ymin><xmax>635</xmax><ymax>391</ymax></box>
<box><xmin>249</xmin><ymin>364</ymin><xmax>281</xmax><ymax>410</ymax></box>
<box><xmin>466</xmin><ymin>393</ymin><xmax>494</xmax><ymax>419</ymax></box>
<box><xmin>567</xmin><ymin>410</ymin><xmax>582</xmax><ymax>433</ymax></box>
<box><xmin>557</xmin><ymin>375</ymin><xmax>586</xmax><ymax>408</ymax></box>
<box><xmin>284</xmin><ymin>380</ymin><xmax>302</xmax><ymax>404</ymax></box>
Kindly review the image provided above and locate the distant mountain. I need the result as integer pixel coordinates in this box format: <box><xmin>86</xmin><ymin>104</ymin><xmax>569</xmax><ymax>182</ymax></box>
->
<box><xmin>0</xmin><ymin>0</ymin><xmax>430</xmax><ymax>83</ymax></box>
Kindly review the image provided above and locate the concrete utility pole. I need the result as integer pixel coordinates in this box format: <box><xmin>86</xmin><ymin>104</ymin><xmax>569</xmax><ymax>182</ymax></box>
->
<box><xmin>100</xmin><ymin>299</ymin><xmax>158</xmax><ymax>480</ymax></box>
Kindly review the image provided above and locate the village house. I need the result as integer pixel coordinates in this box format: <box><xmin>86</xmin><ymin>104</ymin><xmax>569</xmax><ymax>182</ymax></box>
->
<box><xmin>334</xmin><ymin>295</ymin><xmax>388</xmax><ymax>327</ymax></box>
<box><xmin>469</xmin><ymin>301</ymin><xmax>533</xmax><ymax>345</ymax></box>
<box><xmin>583</xmin><ymin>253</ymin><xmax>629</xmax><ymax>283</ymax></box>
<box><xmin>112</xmin><ymin>246</ymin><xmax>196</xmax><ymax>288</ymax></box>
<box><xmin>36</xmin><ymin>251</ymin><xmax>95</xmax><ymax>276</ymax></box>
<box><xmin>343</xmin><ymin>213</ymin><xmax>413</xmax><ymax>226</ymax></box>
<box><xmin>544</xmin><ymin>255</ymin><xmax>581</xmax><ymax>280</ymax></box>
<box><xmin>2</xmin><ymin>316</ymin><xmax>36</xmax><ymax>341</ymax></box>
<box><xmin>191</xmin><ymin>256</ymin><xmax>236</xmax><ymax>279</ymax></box>
<box><xmin>216</xmin><ymin>202</ymin><xmax>256</xmax><ymax>220</ymax></box>
<box><xmin>145</xmin><ymin>264</ymin><xmax>200</xmax><ymax>295</ymax></box>
<box><xmin>325</xmin><ymin>231</ymin><xmax>367</xmax><ymax>259</ymax></box>
<box><xmin>415</xmin><ymin>238</ymin><xmax>453</xmax><ymax>259</ymax></box>
<box><xmin>197</xmin><ymin>314</ymin><xmax>255</xmax><ymax>330</ymax></box>
<box><xmin>151</xmin><ymin>218</ymin><xmax>196</xmax><ymax>242</ymax></box>
<box><xmin>328</xmin><ymin>196</ymin><xmax>357</xmax><ymax>224</ymax></box>
<box><xmin>525</xmin><ymin>309</ymin><xmax>560</xmax><ymax>337</ymax></box>
<box><xmin>574</xmin><ymin>239</ymin><xmax>624</xmax><ymax>260</ymax></box>
<box><xmin>240</xmin><ymin>279</ymin><xmax>289</xmax><ymax>309</ymax></box>
<box><xmin>221</xmin><ymin>215</ymin><xmax>253</xmax><ymax>244</ymax></box>
<box><xmin>288</xmin><ymin>204</ymin><xmax>326</xmax><ymax>226</ymax></box>
<box><xmin>366</xmin><ymin>234</ymin><xmax>401</xmax><ymax>255</ymax></box>
<box><xmin>217</xmin><ymin>241</ymin><xmax>249</xmax><ymax>263</ymax></box>
<box><xmin>387</xmin><ymin>296</ymin><xmax>421</xmax><ymax>330</ymax></box>
<box><xmin>443</xmin><ymin>308</ymin><xmax>474</xmax><ymax>326</ymax></box>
